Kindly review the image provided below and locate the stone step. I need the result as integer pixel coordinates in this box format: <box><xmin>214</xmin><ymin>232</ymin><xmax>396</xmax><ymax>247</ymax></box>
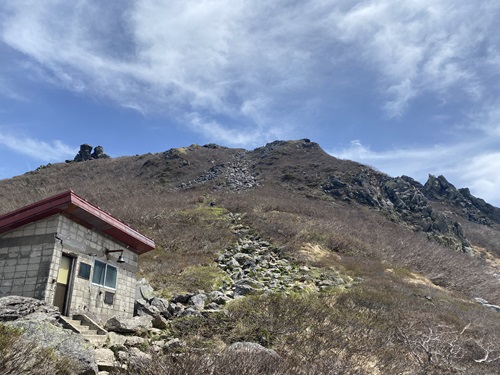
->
<box><xmin>83</xmin><ymin>334</ymin><xmax>109</xmax><ymax>348</ymax></box>
<box><xmin>64</xmin><ymin>318</ymin><xmax>84</xmax><ymax>327</ymax></box>
<box><xmin>77</xmin><ymin>324</ymin><xmax>91</xmax><ymax>332</ymax></box>
<box><xmin>82</xmin><ymin>329</ymin><xmax>98</xmax><ymax>336</ymax></box>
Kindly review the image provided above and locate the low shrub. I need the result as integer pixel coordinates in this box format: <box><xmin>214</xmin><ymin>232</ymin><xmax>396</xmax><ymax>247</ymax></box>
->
<box><xmin>0</xmin><ymin>324</ymin><xmax>75</xmax><ymax>375</ymax></box>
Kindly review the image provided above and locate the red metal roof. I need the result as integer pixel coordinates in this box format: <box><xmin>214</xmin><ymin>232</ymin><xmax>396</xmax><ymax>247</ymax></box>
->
<box><xmin>0</xmin><ymin>191</ymin><xmax>155</xmax><ymax>254</ymax></box>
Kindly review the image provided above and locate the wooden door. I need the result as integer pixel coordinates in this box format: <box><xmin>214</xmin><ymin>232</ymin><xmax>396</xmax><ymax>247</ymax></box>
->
<box><xmin>53</xmin><ymin>255</ymin><xmax>72</xmax><ymax>315</ymax></box>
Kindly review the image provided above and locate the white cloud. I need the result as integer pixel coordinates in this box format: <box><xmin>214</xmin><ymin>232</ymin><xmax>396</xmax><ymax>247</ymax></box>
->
<box><xmin>1</xmin><ymin>1</ymin><xmax>498</xmax><ymax>142</ymax></box>
<box><xmin>459</xmin><ymin>153</ymin><xmax>500</xmax><ymax>205</ymax></box>
<box><xmin>331</xmin><ymin>0</ymin><xmax>499</xmax><ymax>117</ymax></box>
<box><xmin>187</xmin><ymin>113</ymin><xmax>290</xmax><ymax>147</ymax></box>
<box><xmin>0</xmin><ymin>133</ymin><xmax>76</xmax><ymax>162</ymax></box>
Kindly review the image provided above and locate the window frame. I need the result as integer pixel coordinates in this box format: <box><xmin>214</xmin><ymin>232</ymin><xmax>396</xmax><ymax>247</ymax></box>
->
<box><xmin>77</xmin><ymin>262</ymin><xmax>92</xmax><ymax>280</ymax></box>
<box><xmin>91</xmin><ymin>259</ymin><xmax>118</xmax><ymax>290</ymax></box>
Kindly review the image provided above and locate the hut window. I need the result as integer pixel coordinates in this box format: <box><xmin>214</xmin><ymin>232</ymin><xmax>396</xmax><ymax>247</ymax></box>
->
<box><xmin>78</xmin><ymin>262</ymin><xmax>91</xmax><ymax>280</ymax></box>
<box><xmin>92</xmin><ymin>260</ymin><xmax>117</xmax><ymax>289</ymax></box>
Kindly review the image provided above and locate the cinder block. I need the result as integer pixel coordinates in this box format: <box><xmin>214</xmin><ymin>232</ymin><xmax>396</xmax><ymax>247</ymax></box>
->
<box><xmin>27</xmin><ymin>270</ymin><xmax>39</xmax><ymax>277</ymax></box>
<box><xmin>0</xmin><ymin>286</ymin><xmax>12</xmax><ymax>294</ymax></box>
<box><xmin>27</xmin><ymin>263</ymin><xmax>40</xmax><ymax>271</ymax></box>
<box><xmin>15</xmin><ymin>264</ymin><xmax>28</xmax><ymax>272</ymax></box>
<box><xmin>11</xmin><ymin>286</ymin><xmax>24</xmax><ymax>294</ymax></box>
<box><xmin>22</xmin><ymin>228</ymin><xmax>35</xmax><ymax>236</ymax></box>
<box><xmin>23</xmin><ymin>284</ymin><xmax>36</xmax><ymax>293</ymax></box>
<box><xmin>13</xmin><ymin>278</ymin><xmax>26</xmax><ymax>286</ymax></box>
<box><xmin>24</xmin><ymin>277</ymin><xmax>37</xmax><ymax>285</ymax></box>
<box><xmin>29</xmin><ymin>257</ymin><xmax>41</xmax><ymax>265</ymax></box>
<box><xmin>17</xmin><ymin>258</ymin><xmax>29</xmax><ymax>265</ymax></box>
<box><xmin>30</xmin><ymin>250</ymin><xmax>42</xmax><ymax>258</ymax></box>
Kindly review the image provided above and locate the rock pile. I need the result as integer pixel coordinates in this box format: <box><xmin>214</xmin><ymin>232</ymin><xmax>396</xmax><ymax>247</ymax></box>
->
<box><xmin>136</xmin><ymin>213</ymin><xmax>353</xmax><ymax>320</ymax></box>
<box><xmin>179</xmin><ymin>153</ymin><xmax>259</xmax><ymax>192</ymax></box>
<box><xmin>219</xmin><ymin>213</ymin><xmax>350</xmax><ymax>296</ymax></box>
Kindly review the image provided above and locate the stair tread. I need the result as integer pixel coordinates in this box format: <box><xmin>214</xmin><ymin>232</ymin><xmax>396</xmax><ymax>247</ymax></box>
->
<box><xmin>62</xmin><ymin>315</ymin><xmax>108</xmax><ymax>337</ymax></box>
<box><xmin>64</xmin><ymin>319</ymin><xmax>83</xmax><ymax>326</ymax></box>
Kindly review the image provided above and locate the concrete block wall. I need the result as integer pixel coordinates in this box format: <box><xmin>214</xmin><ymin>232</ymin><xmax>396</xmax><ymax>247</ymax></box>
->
<box><xmin>56</xmin><ymin>216</ymin><xmax>139</xmax><ymax>320</ymax></box>
<box><xmin>0</xmin><ymin>214</ymin><xmax>140</xmax><ymax>321</ymax></box>
<box><xmin>0</xmin><ymin>217</ymin><xmax>58</xmax><ymax>300</ymax></box>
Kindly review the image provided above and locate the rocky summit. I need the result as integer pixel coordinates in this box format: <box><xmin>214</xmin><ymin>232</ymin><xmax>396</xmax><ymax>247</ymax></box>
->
<box><xmin>72</xmin><ymin>144</ymin><xmax>110</xmax><ymax>162</ymax></box>
<box><xmin>1</xmin><ymin>139</ymin><xmax>500</xmax><ymax>375</ymax></box>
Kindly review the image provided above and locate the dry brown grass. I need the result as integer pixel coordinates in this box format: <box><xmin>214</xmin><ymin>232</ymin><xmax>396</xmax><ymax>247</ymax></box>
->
<box><xmin>0</xmin><ymin>142</ymin><xmax>499</xmax><ymax>373</ymax></box>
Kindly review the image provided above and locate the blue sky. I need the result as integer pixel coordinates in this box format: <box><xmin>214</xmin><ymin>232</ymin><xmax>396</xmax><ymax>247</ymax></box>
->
<box><xmin>1</xmin><ymin>1</ymin><xmax>500</xmax><ymax>206</ymax></box>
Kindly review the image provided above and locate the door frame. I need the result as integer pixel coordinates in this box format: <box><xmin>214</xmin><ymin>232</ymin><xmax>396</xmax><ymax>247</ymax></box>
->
<box><xmin>54</xmin><ymin>253</ymin><xmax>76</xmax><ymax>316</ymax></box>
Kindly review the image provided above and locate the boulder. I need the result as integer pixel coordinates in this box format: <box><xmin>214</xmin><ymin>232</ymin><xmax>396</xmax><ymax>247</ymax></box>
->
<box><xmin>189</xmin><ymin>294</ymin><xmax>207</xmax><ymax>310</ymax></box>
<box><xmin>171</xmin><ymin>293</ymin><xmax>193</xmax><ymax>304</ymax></box>
<box><xmin>94</xmin><ymin>348</ymin><xmax>116</xmax><ymax>372</ymax></box>
<box><xmin>74</xmin><ymin>144</ymin><xmax>93</xmax><ymax>162</ymax></box>
<box><xmin>136</xmin><ymin>278</ymin><xmax>156</xmax><ymax>302</ymax></box>
<box><xmin>233</xmin><ymin>279</ymin><xmax>264</xmax><ymax>298</ymax></box>
<box><xmin>105</xmin><ymin>315</ymin><xmax>152</xmax><ymax>335</ymax></box>
<box><xmin>135</xmin><ymin>279</ymin><xmax>170</xmax><ymax>317</ymax></box>
<box><xmin>91</xmin><ymin>146</ymin><xmax>110</xmax><ymax>159</ymax></box>
<box><xmin>152</xmin><ymin>314</ymin><xmax>168</xmax><ymax>329</ymax></box>
<box><xmin>124</xmin><ymin>336</ymin><xmax>146</xmax><ymax>347</ymax></box>
<box><xmin>0</xmin><ymin>295</ymin><xmax>60</xmax><ymax>323</ymax></box>
<box><xmin>135</xmin><ymin>299</ymin><xmax>160</xmax><ymax>317</ymax></box>
<box><xmin>150</xmin><ymin>297</ymin><xmax>169</xmax><ymax>312</ymax></box>
<box><xmin>107</xmin><ymin>332</ymin><xmax>128</xmax><ymax>347</ymax></box>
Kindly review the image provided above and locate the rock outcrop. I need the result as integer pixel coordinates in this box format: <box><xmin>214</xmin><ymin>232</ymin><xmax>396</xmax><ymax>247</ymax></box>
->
<box><xmin>73</xmin><ymin>144</ymin><xmax>110</xmax><ymax>162</ymax></box>
<box><xmin>321</xmin><ymin>171</ymin><xmax>473</xmax><ymax>252</ymax></box>
<box><xmin>0</xmin><ymin>295</ymin><xmax>61</xmax><ymax>322</ymax></box>
<box><xmin>424</xmin><ymin>175</ymin><xmax>500</xmax><ymax>225</ymax></box>
<box><xmin>0</xmin><ymin>296</ymin><xmax>98</xmax><ymax>375</ymax></box>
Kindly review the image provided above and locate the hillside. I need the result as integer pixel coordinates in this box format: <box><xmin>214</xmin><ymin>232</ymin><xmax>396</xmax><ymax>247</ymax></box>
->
<box><xmin>1</xmin><ymin>139</ymin><xmax>499</xmax><ymax>374</ymax></box>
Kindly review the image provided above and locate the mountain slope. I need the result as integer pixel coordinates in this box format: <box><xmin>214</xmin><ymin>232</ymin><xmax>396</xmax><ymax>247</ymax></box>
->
<box><xmin>1</xmin><ymin>139</ymin><xmax>499</xmax><ymax>373</ymax></box>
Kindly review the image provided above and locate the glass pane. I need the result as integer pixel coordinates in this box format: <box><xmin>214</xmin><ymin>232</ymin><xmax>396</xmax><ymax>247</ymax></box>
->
<box><xmin>78</xmin><ymin>262</ymin><xmax>91</xmax><ymax>280</ymax></box>
<box><xmin>92</xmin><ymin>260</ymin><xmax>105</xmax><ymax>285</ymax></box>
<box><xmin>104</xmin><ymin>265</ymin><xmax>117</xmax><ymax>289</ymax></box>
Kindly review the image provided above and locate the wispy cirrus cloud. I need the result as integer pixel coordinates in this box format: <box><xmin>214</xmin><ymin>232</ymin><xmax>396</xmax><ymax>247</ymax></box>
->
<box><xmin>0</xmin><ymin>132</ymin><xmax>75</xmax><ymax>162</ymax></box>
<box><xmin>1</xmin><ymin>1</ymin><xmax>499</xmax><ymax>144</ymax></box>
